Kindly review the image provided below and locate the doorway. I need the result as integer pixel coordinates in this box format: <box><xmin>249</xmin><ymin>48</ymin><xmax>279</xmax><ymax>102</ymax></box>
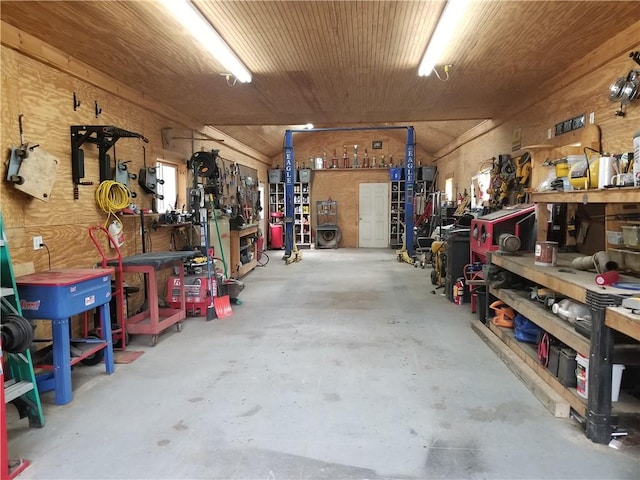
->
<box><xmin>358</xmin><ymin>183</ymin><xmax>389</xmax><ymax>248</ymax></box>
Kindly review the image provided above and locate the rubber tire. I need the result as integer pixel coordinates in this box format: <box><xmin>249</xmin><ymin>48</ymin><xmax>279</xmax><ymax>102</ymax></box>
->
<box><xmin>1</xmin><ymin>314</ymin><xmax>34</xmax><ymax>353</ymax></box>
<box><xmin>431</xmin><ymin>269</ymin><xmax>439</xmax><ymax>286</ymax></box>
<box><xmin>79</xmin><ymin>336</ymin><xmax>105</xmax><ymax>366</ymax></box>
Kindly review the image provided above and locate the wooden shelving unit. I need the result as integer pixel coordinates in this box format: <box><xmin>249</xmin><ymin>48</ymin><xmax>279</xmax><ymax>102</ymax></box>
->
<box><xmin>485</xmin><ymin>250</ymin><xmax>640</xmax><ymax>443</ymax></box>
<box><xmin>229</xmin><ymin>224</ymin><xmax>258</xmax><ymax>279</ymax></box>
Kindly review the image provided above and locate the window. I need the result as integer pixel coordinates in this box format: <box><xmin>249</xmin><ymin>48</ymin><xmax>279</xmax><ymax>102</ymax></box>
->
<box><xmin>471</xmin><ymin>169</ymin><xmax>491</xmax><ymax>208</ymax></box>
<box><xmin>445</xmin><ymin>177</ymin><xmax>453</xmax><ymax>203</ymax></box>
<box><xmin>155</xmin><ymin>161</ymin><xmax>177</xmax><ymax>213</ymax></box>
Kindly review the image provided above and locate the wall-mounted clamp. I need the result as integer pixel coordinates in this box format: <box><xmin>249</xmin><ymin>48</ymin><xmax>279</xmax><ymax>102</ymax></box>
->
<box><xmin>70</xmin><ymin>125</ymin><xmax>148</xmax><ymax>200</ymax></box>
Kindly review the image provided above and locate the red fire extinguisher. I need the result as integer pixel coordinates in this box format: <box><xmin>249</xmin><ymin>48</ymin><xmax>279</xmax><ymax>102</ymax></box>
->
<box><xmin>454</xmin><ymin>278</ymin><xmax>465</xmax><ymax>305</ymax></box>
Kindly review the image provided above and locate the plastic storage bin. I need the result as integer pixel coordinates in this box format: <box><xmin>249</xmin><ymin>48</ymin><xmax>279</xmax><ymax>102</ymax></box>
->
<box><xmin>622</xmin><ymin>225</ymin><xmax>640</xmax><ymax>247</ymax></box>
<box><xmin>558</xmin><ymin>347</ymin><xmax>577</xmax><ymax>387</ymax></box>
<box><xmin>389</xmin><ymin>167</ymin><xmax>403</xmax><ymax>181</ymax></box>
<box><xmin>608</xmin><ymin>248</ymin><xmax>626</xmax><ymax>270</ymax></box>
<box><xmin>606</xmin><ymin>230</ymin><xmax>624</xmax><ymax>245</ymax></box>
<box><xmin>623</xmin><ymin>250</ymin><xmax>640</xmax><ymax>273</ymax></box>
<box><xmin>420</xmin><ymin>166</ymin><xmax>437</xmax><ymax>182</ymax></box>
<box><xmin>268</xmin><ymin>169</ymin><xmax>283</xmax><ymax>183</ymax></box>
<box><xmin>298</xmin><ymin>168</ymin><xmax>312</xmax><ymax>183</ymax></box>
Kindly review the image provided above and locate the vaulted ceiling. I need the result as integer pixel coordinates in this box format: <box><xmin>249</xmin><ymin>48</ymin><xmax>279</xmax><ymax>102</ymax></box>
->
<box><xmin>2</xmin><ymin>1</ymin><xmax>639</xmax><ymax>159</ymax></box>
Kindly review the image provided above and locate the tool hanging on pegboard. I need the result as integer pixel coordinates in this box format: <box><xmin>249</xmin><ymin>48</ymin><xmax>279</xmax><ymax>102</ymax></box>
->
<box><xmin>6</xmin><ymin>114</ymin><xmax>59</xmax><ymax>202</ymax></box>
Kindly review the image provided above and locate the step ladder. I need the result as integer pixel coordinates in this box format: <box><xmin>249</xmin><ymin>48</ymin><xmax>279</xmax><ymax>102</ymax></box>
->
<box><xmin>1</xmin><ymin>213</ymin><xmax>44</xmax><ymax>427</ymax></box>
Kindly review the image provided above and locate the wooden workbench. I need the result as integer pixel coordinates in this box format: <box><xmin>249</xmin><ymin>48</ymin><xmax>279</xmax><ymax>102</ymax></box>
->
<box><xmin>229</xmin><ymin>224</ymin><xmax>258</xmax><ymax>278</ymax></box>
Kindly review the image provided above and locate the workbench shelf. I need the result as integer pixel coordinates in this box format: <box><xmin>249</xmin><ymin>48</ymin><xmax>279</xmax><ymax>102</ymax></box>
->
<box><xmin>485</xmin><ymin>251</ymin><xmax>640</xmax><ymax>443</ymax></box>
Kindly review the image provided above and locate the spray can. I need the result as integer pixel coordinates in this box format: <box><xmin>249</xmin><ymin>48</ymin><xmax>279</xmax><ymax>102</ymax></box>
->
<box><xmin>108</xmin><ymin>220</ymin><xmax>125</xmax><ymax>249</ymax></box>
<box><xmin>633</xmin><ymin>129</ymin><xmax>640</xmax><ymax>187</ymax></box>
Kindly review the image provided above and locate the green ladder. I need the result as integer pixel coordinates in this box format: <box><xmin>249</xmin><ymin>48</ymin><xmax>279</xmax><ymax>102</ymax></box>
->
<box><xmin>1</xmin><ymin>214</ymin><xmax>44</xmax><ymax>428</ymax></box>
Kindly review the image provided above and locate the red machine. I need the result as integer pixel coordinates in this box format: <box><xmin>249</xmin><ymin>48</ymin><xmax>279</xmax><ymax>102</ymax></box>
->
<box><xmin>167</xmin><ymin>275</ymin><xmax>214</xmax><ymax>317</ymax></box>
<box><xmin>470</xmin><ymin>204</ymin><xmax>536</xmax><ymax>264</ymax></box>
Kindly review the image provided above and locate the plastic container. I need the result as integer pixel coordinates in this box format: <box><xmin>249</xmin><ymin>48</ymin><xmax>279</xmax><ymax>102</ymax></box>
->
<box><xmin>608</xmin><ymin>248</ymin><xmax>626</xmax><ymax>270</ymax></box>
<box><xmin>389</xmin><ymin>167</ymin><xmax>403</xmax><ymax>181</ymax></box>
<box><xmin>551</xmin><ymin>299</ymin><xmax>591</xmax><ymax>324</ymax></box>
<box><xmin>558</xmin><ymin>348</ymin><xmax>577</xmax><ymax>387</ymax></box>
<box><xmin>606</xmin><ymin>230</ymin><xmax>624</xmax><ymax>245</ymax></box>
<box><xmin>268</xmin><ymin>169</ymin><xmax>283</xmax><ymax>183</ymax></box>
<box><xmin>623</xmin><ymin>250</ymin><xmax>640</xmax><ymax>273</ymax></box>
<box><xmin>575</xmin><ymin>353</ymin><xmax>625</xmax><ymax>402</ymax></box>
<box><xmin>622</xmin><ymin>225</ymin><xmax>640</xmax><ymax>247</ymax></box>
<box><xmin>420</xmin><ymin>166</ymin><xmax>437</xmax><ymax>182</ymax></box>
<box><xmin>298</xmin><ymin>168</ymin><xmax>312</xmax><ymax>183</ymax></box>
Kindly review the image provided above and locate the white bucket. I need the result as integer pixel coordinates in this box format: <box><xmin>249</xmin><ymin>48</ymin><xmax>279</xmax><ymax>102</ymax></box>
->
<box><xmin>575</xmin><ymin>353</ymin><xmax>625</xmax><ymax>402</ymax></box>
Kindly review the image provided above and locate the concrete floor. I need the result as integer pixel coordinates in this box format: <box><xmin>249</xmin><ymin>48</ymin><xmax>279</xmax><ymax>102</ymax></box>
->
<box><xmin>6</xmin><ymin>249</ymin><xmax>640</xmax><ymax>479</ymax></box>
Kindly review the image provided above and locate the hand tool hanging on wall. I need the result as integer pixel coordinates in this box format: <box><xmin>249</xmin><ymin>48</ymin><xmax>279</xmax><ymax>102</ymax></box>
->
<box><xmin>6</xmin><ymin>114</ymin><xmax>59</xmax><ymax>202</ymax></box>
<box><xmin>71</xmin><ymin>125</ymin><xmax>148</xmax><ymax>200</ymax></box>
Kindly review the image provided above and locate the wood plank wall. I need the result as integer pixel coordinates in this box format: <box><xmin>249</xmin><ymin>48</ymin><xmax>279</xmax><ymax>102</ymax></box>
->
<box><xmin>434</xmin><ymin>28</ymin><xmax>640</xmax><ymax>197</ymax></box>
<box><xmin>0</xmin><ymin>45</ymin><xmax>268</xmax><ymax>336</ymax></box>
<box><xmin>312</xmin><ymin>169</ymin><xmax>390</xmax><ymax>248</ymax></box>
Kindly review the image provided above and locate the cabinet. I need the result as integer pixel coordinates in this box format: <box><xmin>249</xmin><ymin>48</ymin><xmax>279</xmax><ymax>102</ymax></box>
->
<box><xmin>483</xmin><ymin>189</ymin><xmax>640</xmax><ymax>444</ymax></box>
<box><xmin>229</xmin><ymin>224</ymin><xmax>258</xmax><ymax>278</ymax></box>
<box><xmin>389</xmin><ymin>180</ymin><xmax>405</xmax><ymax>248</ymax></box>
<box><xmin>268</xmin><ymin>182</ymin><xmax>285</xmax><ymax>249</ymax></box>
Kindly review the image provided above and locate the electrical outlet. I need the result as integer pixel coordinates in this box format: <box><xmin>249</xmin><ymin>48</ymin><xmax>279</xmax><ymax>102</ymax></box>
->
<box><xmin>33</xmin><ymin>236</ymin><xmax>43</xmax><ymax>250</ymax></box>
<box><xmin>589</xmin><ymin>112</ymin><xmax>595</xmax><ymax>124</ymax></box>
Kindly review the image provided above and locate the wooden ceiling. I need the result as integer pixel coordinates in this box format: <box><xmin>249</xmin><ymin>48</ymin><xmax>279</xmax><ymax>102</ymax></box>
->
<box><xmin>1</xmin><ymin>1</ymin><xmax>639</xmax><ymax>158</ymax></box>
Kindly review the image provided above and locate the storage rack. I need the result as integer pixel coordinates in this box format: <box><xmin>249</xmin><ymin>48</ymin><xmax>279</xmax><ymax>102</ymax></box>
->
<box><xmin>293</xmin><ymin>181</ymin><xmax>312</xmax><ymax>247</ymax></box>
<box><xmin>389</xmin><ymin>178</ymin><xmax>405</xmax><ymax>248</ymax></box>
<box><xmin>269</xmin><ymin>178</ymin><xmax>312</xmax><ymax>249</ymax></box>
<box><xmin>389</xmin><ymin>178</ymin><xmax>427</xmax><ymax>248</ymax></box>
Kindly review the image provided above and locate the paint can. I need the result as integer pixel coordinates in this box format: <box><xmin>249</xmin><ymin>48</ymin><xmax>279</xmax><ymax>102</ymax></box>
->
<box><xmin>534</xmin><ymin>241</ymin><xmax>558</xmax><ymax>266</ymax></box>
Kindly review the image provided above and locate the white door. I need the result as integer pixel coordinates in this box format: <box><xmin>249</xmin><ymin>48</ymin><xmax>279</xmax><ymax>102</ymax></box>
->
<box><xmin>359</xmin><ymin>183</ymin><xmax>389</xmax><ymax>247</ymax></box>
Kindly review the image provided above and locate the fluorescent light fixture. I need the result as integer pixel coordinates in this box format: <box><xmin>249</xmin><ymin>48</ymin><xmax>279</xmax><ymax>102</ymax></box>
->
<box><xmin>418</xmin><ymin>0</ymin><xmax>470</xmax><ymax>77</ymax></box>
<box><xmin>159</xmin><ymin>0</ymin><xmax>252</xmax><ymax>83</ymax></box>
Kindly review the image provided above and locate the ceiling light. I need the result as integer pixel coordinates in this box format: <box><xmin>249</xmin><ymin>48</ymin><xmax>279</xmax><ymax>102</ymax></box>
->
<box><xmin>159</xmin><ymin>0</ymin><xmax>252</xmax><ymax>83</ymax></box>
<box><xmin>418</xmin><ymin>0</ymin><xmax>470</xmax><ymax>77</ymax></box>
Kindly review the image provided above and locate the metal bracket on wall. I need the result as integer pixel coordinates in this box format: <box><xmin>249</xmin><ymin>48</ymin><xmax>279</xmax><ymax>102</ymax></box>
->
<box><xmin>70</xmin><ymin>125</ymin><xmax>148</xmax><ymax>200</ymax></box>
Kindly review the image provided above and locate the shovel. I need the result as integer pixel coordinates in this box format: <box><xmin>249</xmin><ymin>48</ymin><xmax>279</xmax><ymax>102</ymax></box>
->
<box><xmin>213</xmin><ymin>268</ymin><xmax>233</xmax><ymax>319</ymax></box>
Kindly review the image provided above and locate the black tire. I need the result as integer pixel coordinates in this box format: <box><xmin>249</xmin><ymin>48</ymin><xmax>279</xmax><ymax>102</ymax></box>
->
<box><xmin>430</xmin><ymin>269</ymin><xmax>439</xmax><ymax>285</ymax></box>
<box><xmin>79</xmin><ymin>336</ymin><xmax>105</xmax><ymax>366</ymax></box>
<box><xmin>1</xmin><ymin>314</ymin><xmax>34</xmax><ymax>353</ymax></box>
